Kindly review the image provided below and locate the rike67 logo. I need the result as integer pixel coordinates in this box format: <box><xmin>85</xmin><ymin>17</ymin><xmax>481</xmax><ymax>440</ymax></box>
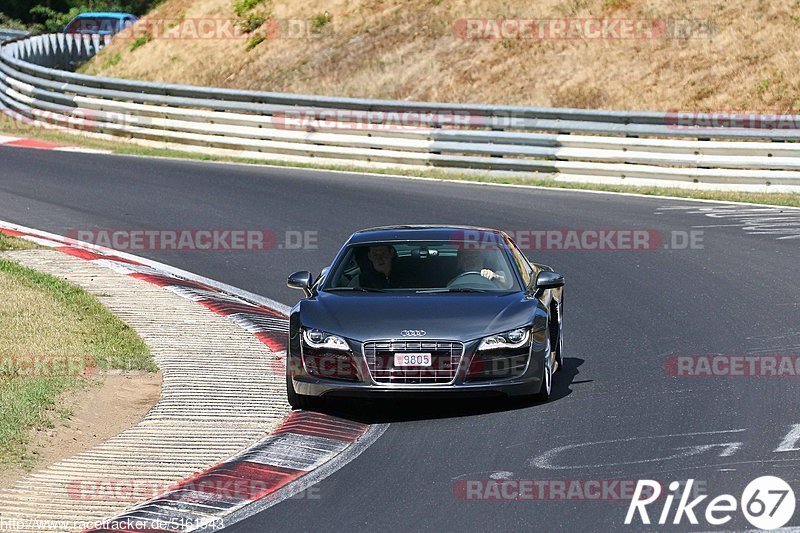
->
<box><xmin>625</xmin><ymin>476</ymin><xmax>795</xmax><ymax>530</ymax></box>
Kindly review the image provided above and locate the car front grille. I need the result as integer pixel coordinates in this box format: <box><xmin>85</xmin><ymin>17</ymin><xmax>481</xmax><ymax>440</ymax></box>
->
<box><xmin>363</xmin><ymin>340</ymin><xmax>464</xmax><ymax>385</ymax></box>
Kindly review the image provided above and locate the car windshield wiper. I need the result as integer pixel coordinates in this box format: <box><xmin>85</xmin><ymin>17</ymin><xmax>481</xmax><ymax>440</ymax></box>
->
<box><xmin>416</xmin><ymin>287</ymin><xmax>489</xmax><ymax>293</ymax></box>
<box><xmin>324</xmin><ymin>287</ymin><xmax>387</xmax><ymax>293</ymax></box>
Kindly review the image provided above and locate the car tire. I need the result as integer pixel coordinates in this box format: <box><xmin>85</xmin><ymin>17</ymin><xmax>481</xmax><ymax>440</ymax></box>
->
<box><xmin>531</xmin><ymin>359</ymin><xmax>552</xmax><ymax>403</ymax></box>
<box><xmin>554</xmin><ymin>329</ymin><xmax>564</xmax><ymax>373</ymax></box>
<box><xmin>286</xmin><ymin>375</ymin><xmax>314</xmax><ymax>410</ymax></box>
<box><xmin>553</xmin><ymin>297</ymin><xmax>564</xmax><ymax>373</ymax></box>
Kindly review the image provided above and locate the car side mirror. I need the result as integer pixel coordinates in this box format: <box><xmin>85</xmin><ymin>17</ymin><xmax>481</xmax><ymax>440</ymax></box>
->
<box><xmin>288</xmin><ymin>271</ymin><xmax>314</xmax><ymax>297</ymax></box>
<box><xmin>535</xmin><ymin>270</ymin><xmax>565</xmax><ymax>290</ymax></box>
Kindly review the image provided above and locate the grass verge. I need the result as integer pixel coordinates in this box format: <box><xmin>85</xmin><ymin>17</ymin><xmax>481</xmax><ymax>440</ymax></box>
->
<box><xmin>0</xmin><ymin>233</ymin><xmax>40</xmax><ymax>251</ymax></box>
<box><xmin>0</xmin><ymin>122</ymin><xmax>799</xmax><ymax>208</ymax></box>
<box><xmin>0</xmin><ymin>235</ymin><xmax>154</xmax><ymax>470</ymax></box>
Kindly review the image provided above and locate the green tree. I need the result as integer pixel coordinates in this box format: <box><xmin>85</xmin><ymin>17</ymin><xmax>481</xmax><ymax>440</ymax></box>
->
<box><xmin>2</xmin><ymin>0</ymin><xmax>160</xmax><ymax>27</ymax></box>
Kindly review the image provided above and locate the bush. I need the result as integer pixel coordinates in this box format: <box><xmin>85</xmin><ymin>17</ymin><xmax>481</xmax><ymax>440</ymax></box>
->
<box><xmin>245</xmin><ymin>35</ymin><xmax>264</xmax><ymax>50</ymax></box>
<box><xmin>233</xmin><ymin>0</ymin><xmax>264</xmax><ymax>17</ymax></box>
<box><xmin>238</xmin><ymin>16</ymin><xmax>264</xmax><ymax>33</ymax></box>
<box><xmin>129</xmin><ymin>32</ymin><xmax>151</xmax><ymax>51</ymax></box>
<box><xmin>232</xmin><ymin>0</ymin><xmax>269</xmax><ymax>34</ymax></box>
<box><xmin>310</xmin><ymin>12</ymin><xmax>332</xmax><ymax>31</ymax></box>
<box><xmin>21</xmin><ymin>1</ymin><xmax>162</xmax><ymax>32</ymax></box>
<box><xmin>29</xmin><ymin>5</ymin><xmax>81</xmax><ymax>33</ymax></box>
<box><xmin>0</xmin><ymin>12</ymin><xmax>29</xmax><ymax>31</ymax></box>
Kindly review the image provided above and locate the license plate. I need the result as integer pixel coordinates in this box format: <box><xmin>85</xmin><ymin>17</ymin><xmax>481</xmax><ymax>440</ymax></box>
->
<box><xmin>394</xmin><ymin>353</ymin><xmax>432</xmax><ymax>367</ymax></box>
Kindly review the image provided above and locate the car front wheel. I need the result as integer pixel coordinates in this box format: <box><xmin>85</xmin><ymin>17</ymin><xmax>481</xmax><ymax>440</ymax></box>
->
<box><xmin>531</xmin><ymin>358</ymin><xmax>552</xmax><ymax>403</ymax></box>
<box><xmin>286</xmin><ymin>375</ymin><xmax>314</xmax><ymax>410</ymax></box>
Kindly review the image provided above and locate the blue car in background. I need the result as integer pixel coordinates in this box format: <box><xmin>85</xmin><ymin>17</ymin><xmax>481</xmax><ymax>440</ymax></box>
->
<box><xmin>63</xmin><ymin>12</ymin><xmax>137</xmax><ymax>36</ymax></box>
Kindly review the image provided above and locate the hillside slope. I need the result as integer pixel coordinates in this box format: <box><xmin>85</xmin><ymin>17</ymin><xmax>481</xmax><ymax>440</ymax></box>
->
<box><xmin>82</xmin><ymin>0</ymin><xmax>800</xmax><ymax>111</ymax></box>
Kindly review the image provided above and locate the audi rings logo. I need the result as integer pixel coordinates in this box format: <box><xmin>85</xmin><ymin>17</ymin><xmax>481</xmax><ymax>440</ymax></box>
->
<box><xmin>401</xmin><ymin>330</ymin><xmax>426</xmax><ymax>337</ymax></box>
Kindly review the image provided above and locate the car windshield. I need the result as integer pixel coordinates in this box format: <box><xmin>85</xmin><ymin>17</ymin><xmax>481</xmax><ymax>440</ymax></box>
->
<box><xmin>322</xmin><ymin>240</ymin><xmax>521</xmax><ymax>292</ymax></box>
<box><xmin>65</xmin><ymin>18</ymin><xmax>120</xmax><ymax>34</ymax></box>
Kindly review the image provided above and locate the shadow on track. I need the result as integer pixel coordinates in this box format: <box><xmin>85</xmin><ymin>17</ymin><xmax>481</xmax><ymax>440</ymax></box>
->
<box><xmin>310</xmin><ymin>357</ymin><xmax>586</xmax><ymax>424</ymax></box>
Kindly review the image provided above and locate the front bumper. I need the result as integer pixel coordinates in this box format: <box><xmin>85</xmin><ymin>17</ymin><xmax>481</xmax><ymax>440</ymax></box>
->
<box><xmin>288</xmin><ymin>337</ymin><xmax>549</xmax><ymax>399</ymax></box>
<box><xmin>291</xmin><ymin>374</ymin><xmax>544</xmax><ymax>398</ymax></box>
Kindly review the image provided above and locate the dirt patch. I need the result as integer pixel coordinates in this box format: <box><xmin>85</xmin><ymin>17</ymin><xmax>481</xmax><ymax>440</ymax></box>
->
<box><xmin>0</xmin><ymin>371</ymin><xmax>162</xmax><ymax>491</ymax></box>
<box><xmin>0</xmin><ymin>249</ymin><xmax>155</xmax><ymax>472</ymax></box>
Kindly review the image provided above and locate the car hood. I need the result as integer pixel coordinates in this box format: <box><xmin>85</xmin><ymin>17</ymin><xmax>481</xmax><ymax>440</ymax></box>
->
<box><xmin>298</xmin><ymin>291</ymin><xmax>534</xmax><ymax>343</ymax></box>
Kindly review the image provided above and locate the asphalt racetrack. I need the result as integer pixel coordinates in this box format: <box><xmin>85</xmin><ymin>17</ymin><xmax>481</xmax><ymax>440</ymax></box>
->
<box><xmin>2</xmin><ymin>146</ymin><xmax>799</xmax><ymax>531</ymax></box>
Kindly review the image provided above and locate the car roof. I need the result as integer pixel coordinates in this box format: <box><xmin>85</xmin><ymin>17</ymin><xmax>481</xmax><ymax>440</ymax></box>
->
<box><xmin>347</xmin><ymin>225</ymin><xmax>507</xmax><ymax>244</ymax></box>
<box><xmin>71</xmin><ymin>12</ymin><xmax>135</xmax><ymax>19</ymax></box>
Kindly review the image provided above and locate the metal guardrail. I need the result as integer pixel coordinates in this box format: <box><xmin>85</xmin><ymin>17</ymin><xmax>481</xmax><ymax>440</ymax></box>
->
<box><xmin>0</xmin><ymin>29</ymin><xmax>30</xmax><ymax>44</ymax></box>
<box><xmin>2</xmin><ymin>33</ymin><xmax>800</xmax><ymax>192</ymax></box>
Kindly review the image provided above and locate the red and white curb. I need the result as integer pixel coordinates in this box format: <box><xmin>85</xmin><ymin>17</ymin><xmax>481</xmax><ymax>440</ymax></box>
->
<box><xmin>87</xmin><ymin>412</ymin><xmax>371</xmax><ymax>532</ymax></box>
<box><xmin>0</xmin><ymin>135</ymin><xmax>111</xmax><ymax>154</ymax></box>
<box><xmin>0</xmin><ymin>221</ymin><xmax>386</xmax><ymax>532</ymax></box>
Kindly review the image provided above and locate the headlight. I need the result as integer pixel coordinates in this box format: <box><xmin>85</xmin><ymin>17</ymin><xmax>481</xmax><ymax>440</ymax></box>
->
<box><xmin>302</xmin><ymin>329</ymin><xmax>349</xmax><ymax>351</ymax></box>
<box><xmin>477</xmin><ymin>328</ymin><xmax>530</xmax><ymax>351</ymax></box>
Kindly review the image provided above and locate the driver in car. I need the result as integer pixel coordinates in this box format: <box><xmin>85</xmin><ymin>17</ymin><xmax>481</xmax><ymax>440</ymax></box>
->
<box><xmin>358</xmin><ymin>244</ymin><xmax>407</xmax><ymax>289</ymax></box>
<box><xmin>455</xmin><ymin>249</ymin><xmax>506</xmax><ymax>284</ymax></box>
